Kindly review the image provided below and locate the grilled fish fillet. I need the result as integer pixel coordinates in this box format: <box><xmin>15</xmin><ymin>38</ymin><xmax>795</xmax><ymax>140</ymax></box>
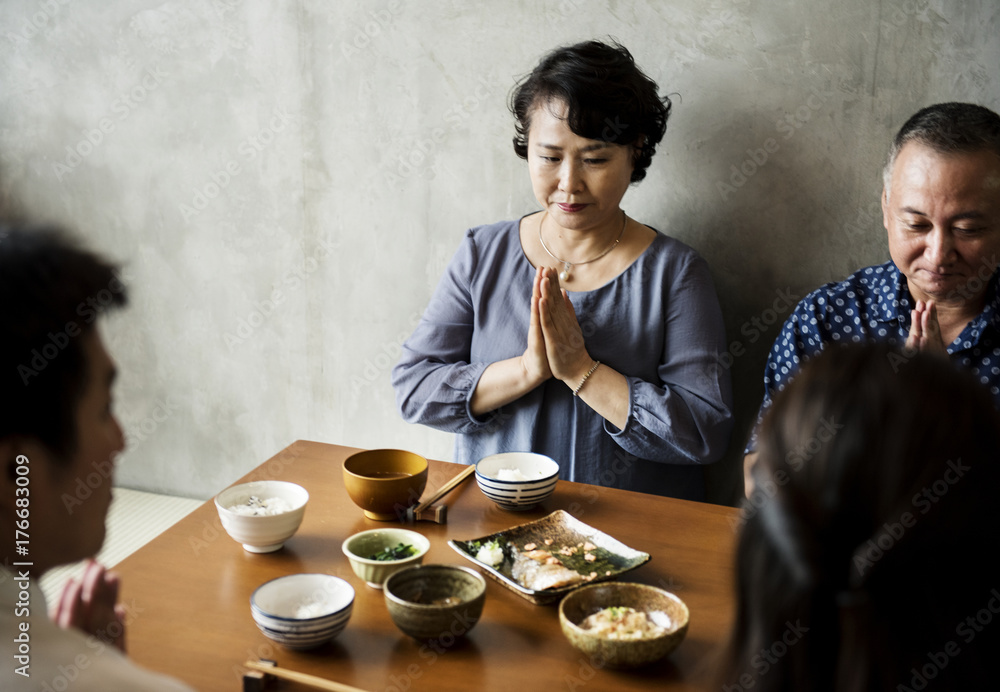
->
<box><xmin>510</xmin><ymin>546</ymin><xmax>585</xmax><ymax>591</ymax></box>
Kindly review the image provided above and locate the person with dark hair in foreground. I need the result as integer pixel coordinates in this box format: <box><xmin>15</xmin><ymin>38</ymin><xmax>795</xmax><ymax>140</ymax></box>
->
<box><xmin>0</xmin><ymin>224</ymin><xmax>192</xmax><ymax>690</ymax></box>
<box><xmin>720</xmin><ymin>343</ymin><xmax>1000</xmax><ymax>691</ymax></box>
<box><xmin>392</xmin><ymin>40</ymin><xmax>733</xmax><ymax>500</ymax></box>
<box><xmin>744</xmin><ymin>102</ymin><xmax>1000</xmax><ymax>495</ymax></box>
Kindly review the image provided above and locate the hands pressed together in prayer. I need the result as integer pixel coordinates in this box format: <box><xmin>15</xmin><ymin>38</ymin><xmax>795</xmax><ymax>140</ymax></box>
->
<box><xmin>906</xmin><ymin>300</ymin><xmax>947</xmax><ymax>354</ymax></box>
<box><xmin>52</xmin><ymin>559</ymin><xmax>127</xmax><ymax>653</ymax></box>
<box><xmin>520</xmin><ymin>266</ymin><xmax>595</xmax><ymax>388</ymax></box>
<box><xmin>471</xmin><ymin>265</ymin><xmax>629</xmax><ymax>428</ymax></box>
<box><xmin>747</xmin><ymin>298</ymin><xmax>950</xmax><ymax>498</ymax></box>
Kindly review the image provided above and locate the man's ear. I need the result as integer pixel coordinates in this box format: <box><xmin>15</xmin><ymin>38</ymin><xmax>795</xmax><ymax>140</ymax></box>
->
<box><xmin>0</xmin><ymin>438</ymin><xmax>22</xmax><ymax>516</ymax></box>
<box><xmin>0</xmin><ymin>437</ymin><xmax>19</xmax><ymax>486</ymax></box>
<box><xmin>0</xmin><ymin>437</ymin><xmax>49</xmax><ymax>497</ymax></box>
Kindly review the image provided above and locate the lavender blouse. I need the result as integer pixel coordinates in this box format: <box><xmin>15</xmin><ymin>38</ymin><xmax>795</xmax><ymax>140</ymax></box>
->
<box><xmin>391</xmin><ymin>219</ymin><xmax>733</xmax><ymax>500</ymax></box>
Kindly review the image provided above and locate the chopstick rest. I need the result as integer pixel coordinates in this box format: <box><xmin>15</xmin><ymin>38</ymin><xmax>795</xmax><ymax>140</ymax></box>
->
<box><xmin>404</xmin><ymin>463</ymin><xmax>476</xmax><ymax>523</ymax></box>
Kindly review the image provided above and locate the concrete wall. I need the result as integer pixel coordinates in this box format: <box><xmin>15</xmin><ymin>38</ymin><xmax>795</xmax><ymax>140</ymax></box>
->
<box><xmin>2</xmin><ymin>0</ymin><xmax>997</xmax><ymax>504</ymax></box>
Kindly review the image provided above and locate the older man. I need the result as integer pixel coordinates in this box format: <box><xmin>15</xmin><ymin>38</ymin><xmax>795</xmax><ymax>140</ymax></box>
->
<box><xmin>744</xmin><ymin>102</ymin><xmax>1000</xmax><ymax>493</ymax></box>
<box><xmin>0</xmin><ymin>224</ymin><xmax>192</xmax><ymax>690</ymax></box>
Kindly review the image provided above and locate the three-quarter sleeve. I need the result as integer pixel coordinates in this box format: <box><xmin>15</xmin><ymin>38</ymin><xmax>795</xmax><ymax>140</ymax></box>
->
<box><xmin>392</xmin><ymin>220</ymin><xmax>734</xmax><ymax>498</ymax></box>
<box><xmin>391</xmin><ymin>230</ymin><xmax>495</xmax><ymax>434</ymax></box>
<box><xmin>604</xmin><ymin>254</ymin><xmax>734</xmax><ymax>465</ymax></box>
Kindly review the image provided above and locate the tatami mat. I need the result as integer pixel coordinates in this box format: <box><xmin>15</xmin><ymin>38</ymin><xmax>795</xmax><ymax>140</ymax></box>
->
<box><xmin>40</xmin><ymin>488</ymin><xmax>203</xmax><ymax>611</ymax></box>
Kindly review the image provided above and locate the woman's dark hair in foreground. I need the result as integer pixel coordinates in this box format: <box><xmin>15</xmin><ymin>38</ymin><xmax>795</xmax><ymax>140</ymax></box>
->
<box><xmin>0</xmin><ymin>222</ymin><xmax>126</xmax><ymax>461</ymax></box>
<box><xmin>509</xmin><ymin>39</ymin><xmax>671</xmax><ymax>183</ymax></box>
<box><xmin>720</xmin><ymin>343</ymin><xmax>1000</xmax><ymax>691</ymax></box>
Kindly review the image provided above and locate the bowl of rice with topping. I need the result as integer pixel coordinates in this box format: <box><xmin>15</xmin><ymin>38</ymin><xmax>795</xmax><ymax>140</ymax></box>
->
<box><xmin>475</xmin><ymin>452</ymin><xmax>559</xmax><ymax>510</ymax></box>
<box><xmin>559</xmin><ymin>582</ymin><xmax>689</xmax><ymax>668</ymax></box>
<box><xmin>215</xmin><ymin>480</ymin><xmax>309</xmax><ymax>553</ymax></box>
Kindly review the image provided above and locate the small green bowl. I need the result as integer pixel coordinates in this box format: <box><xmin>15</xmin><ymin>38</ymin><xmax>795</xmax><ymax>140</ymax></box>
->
<box><xmin>342</xmin><ymin>529</ymin><xmax>430</xmax><ymax>589</ymax></box>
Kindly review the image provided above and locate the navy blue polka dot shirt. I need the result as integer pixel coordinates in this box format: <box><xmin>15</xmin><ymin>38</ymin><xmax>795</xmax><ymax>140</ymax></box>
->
<box><xmin>746</xmin><ymin>261</ymin><xmax>1000</xmax><ymax>453</ymax></box>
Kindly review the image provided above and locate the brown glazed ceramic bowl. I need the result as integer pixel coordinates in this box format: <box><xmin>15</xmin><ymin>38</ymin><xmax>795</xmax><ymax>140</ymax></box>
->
<box><xmin>343</xmin><ymin>449</ymin><xmax>429</xmax><ymax>521</ymax></box>
<box><xmin>384</xmin><ymin>564</ymin><xmax>486</xmax><ymax>641</ymax></box>
<box><xmin>559</xmin><ymin>582</ymin><xmax>689</xmax><ymax>668</ymax></box>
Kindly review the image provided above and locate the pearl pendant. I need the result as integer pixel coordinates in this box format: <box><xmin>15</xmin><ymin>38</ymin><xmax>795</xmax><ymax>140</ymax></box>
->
<box><xmin>559</xmin><ymin>269</ymin><xmax>570</xmax><ymax>282</ymax></box>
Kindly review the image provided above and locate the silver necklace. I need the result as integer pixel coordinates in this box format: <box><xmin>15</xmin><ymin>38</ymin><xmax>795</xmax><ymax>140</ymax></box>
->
<box><xmin>538</xmin><ymin>211</ymin><xmax>627</xmax><ymax>282</ymax></box>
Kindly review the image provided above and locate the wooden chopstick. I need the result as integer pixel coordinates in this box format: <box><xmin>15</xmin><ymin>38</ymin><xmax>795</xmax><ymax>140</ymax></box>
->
<box><xmin>413</xmin><ymin>464</ymin><xmax>476</xmax><ymax>513</ymax></box>
<box><xmin>244</xmin><ymin>659</ymin><xmax>369</xmax><ymax>692</ymax></box>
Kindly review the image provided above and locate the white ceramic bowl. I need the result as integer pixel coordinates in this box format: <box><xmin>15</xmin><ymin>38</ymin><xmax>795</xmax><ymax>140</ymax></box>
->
<box><xmin>215</xmin><ymin>480</ymin><xmax>309</xmax><ymax>553</ymax></box>
<box><xmin>342</xmin><ymin>528</ymin><xmax>431</xmax><ymax>589</ymax></box>
<box><xmin>475</xmin><ymin>452</ymin><xmax>560</xmax><ymax>510</ymax></box>
<box><xmin>250</xmin><ymin>573</ymin><xmax>354</xmax><ymax>650</ymax></box>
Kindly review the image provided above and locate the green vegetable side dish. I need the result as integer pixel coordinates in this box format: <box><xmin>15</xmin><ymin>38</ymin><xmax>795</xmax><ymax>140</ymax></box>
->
<box><xmin>604</xmin><ymin>606</ymin><xmax>628</xmax><ymax>620</ymax></box>
<box><xmin>369</xmin><ymin>542</ymin><xmax>417</xmax><ymax>561</ymax></box>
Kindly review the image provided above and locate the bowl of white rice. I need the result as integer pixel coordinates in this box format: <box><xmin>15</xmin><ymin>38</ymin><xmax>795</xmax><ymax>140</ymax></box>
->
<box><xmin>215</xmin><ymin>480</ymin><xmax>309</xmax><ymax>553</ymax></box>
<box><xmin>475</xmin><ymin>452</ymin><xmax>559</xmax><ymax>510</ymax></box>
<box><xmin>250</xmin><ymin>573</ymin><xmax>354</xmax><ymax>649</ymax></box>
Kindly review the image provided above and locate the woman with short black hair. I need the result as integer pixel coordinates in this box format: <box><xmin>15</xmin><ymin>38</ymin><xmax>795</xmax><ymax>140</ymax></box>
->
<box><xmin>392</xmin><ymin>40</ymin><xmax>733</xmax><ymax>500</ymax></box>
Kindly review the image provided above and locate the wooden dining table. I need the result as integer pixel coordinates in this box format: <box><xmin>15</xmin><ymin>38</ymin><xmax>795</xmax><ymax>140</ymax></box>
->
<box><xmin>116</xmin><ymin>441</ymin><xmax>740</xmax><ymax>691</ymax></box>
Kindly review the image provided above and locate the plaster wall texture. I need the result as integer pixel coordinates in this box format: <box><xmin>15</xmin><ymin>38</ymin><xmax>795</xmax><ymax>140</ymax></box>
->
<box><xmin>1</xmin><ymin>0</ymin><xmax>997</xmax><ymax>504</ymax></box>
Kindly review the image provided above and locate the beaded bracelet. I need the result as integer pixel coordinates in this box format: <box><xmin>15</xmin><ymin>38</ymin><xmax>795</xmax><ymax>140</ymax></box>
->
<box><xmin>573</xmin><ymin>361</ymin><xmax>601</xmax><ymax>397</ymax></box>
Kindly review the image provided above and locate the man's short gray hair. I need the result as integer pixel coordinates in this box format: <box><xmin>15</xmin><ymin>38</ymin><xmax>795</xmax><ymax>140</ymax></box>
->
<box><xmin>882</xmin><ymin>102</ymin><xmax>1000</xmax><ymax>193</ymax></box>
